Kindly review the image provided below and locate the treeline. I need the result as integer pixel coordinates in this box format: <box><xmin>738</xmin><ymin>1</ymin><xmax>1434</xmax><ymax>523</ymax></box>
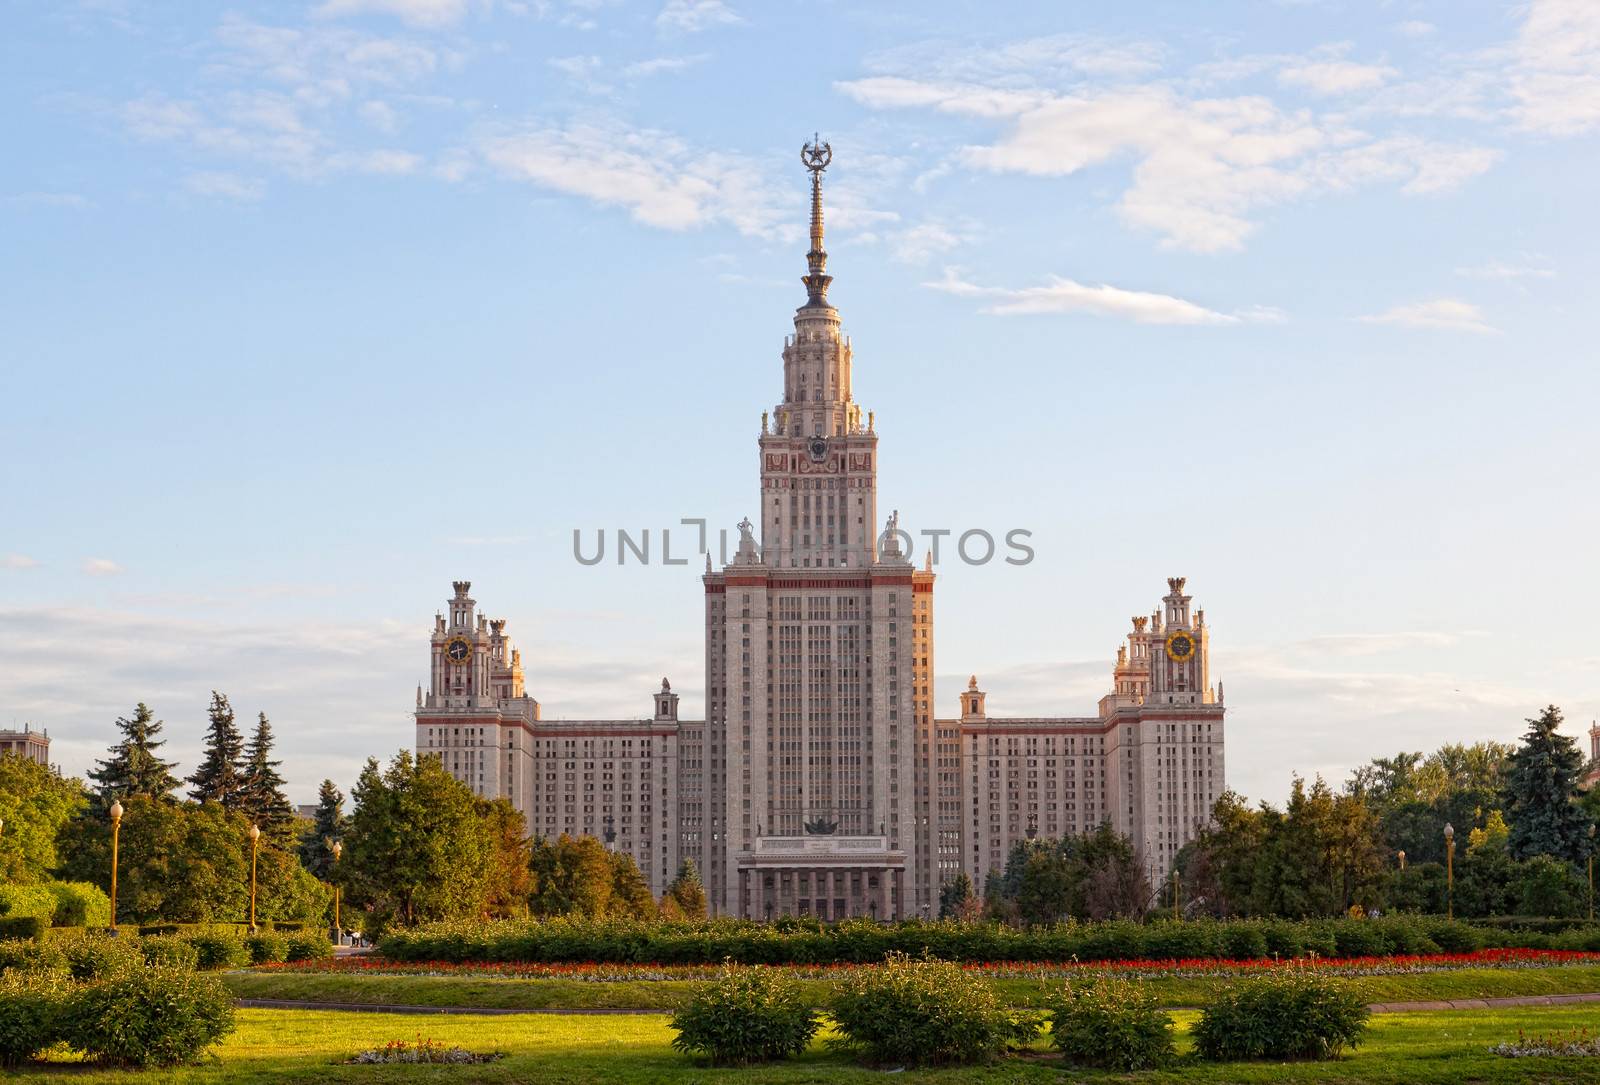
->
<box><xmin>1180</xmin><ymin>705</ymin><xmax>1600</xmax><ymax>920</ymax></box>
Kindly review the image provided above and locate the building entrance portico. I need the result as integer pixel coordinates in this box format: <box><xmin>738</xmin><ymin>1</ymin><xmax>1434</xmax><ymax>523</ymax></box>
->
<box><xmin>737</xmin><ymin>835</ymin><xmax>907</xmax><ymax>921</ymax></box>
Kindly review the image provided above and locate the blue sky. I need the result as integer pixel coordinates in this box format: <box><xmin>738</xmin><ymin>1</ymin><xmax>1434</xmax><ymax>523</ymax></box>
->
<box><xmin>4</xmin><ymin>0</ymin><xmax>1599</xmax><ymax>807</ymax></box>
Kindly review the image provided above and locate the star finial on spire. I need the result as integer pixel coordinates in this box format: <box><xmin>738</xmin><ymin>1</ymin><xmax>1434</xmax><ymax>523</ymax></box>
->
<box><xmin>800</xmin><ymin>134</ymin><xmax>834</xmax><ymax>308</ymax></box>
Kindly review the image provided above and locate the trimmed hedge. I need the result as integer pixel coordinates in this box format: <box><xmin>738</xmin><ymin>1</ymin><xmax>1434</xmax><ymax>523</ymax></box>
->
<box><xmin>284</xmin><ymin>932</ymin><xmax>334</xmax><ymax>963</ymax></box>
<box><xmin>0</xmin><ymin>887</ymin><xmax>57</xmax><ymax>923</ymax></box>
<box><xmin>62</xmin><ymin>966</ymin><xmax>236</xmax><ymax>1068</ymax></box>
<box><xmin>0</xmin><ymin>917</ymin><xmax>47</xmax><ymax>943</ymax></box>
<box><xmin>45</xmin><ymin>884</ymin><xmax>111</xmax><ymax>928</ymax></box>
<box><xmin>376</xmin><ymin>914</ymin><xmax>1552</xmax><ymax>967</ymax></box>
<box><xmin>1193</xmin><ymin>970</ymin><xmax>1370</xmax><ymax>1061</ymax></box>
<box><xmin>1049</xmin><ymin>976</ymin><xmax>1174</xmax><ymax>1070</ymax></box>
<box><xmin>0</xmin><ymin>970</ymin><xmax>67</xmax><ymax>1067</ymax></box>
<box><xmin>831</xmin><ymin>953</ymin><xmax>1038</xmax><ymax>1065</ymax></box>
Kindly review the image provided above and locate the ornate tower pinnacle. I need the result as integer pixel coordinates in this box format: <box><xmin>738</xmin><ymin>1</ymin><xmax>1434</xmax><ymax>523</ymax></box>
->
<box><xmin>800</xmin><ymin>135</ymin><xmax>833</xmax><ymax>309</ymax></box>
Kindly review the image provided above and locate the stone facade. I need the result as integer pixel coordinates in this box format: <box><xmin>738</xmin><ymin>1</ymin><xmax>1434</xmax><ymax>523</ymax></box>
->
<box><xmin>0</xmin><ymin>725</ymin><xmax>49</xmax><ymax>767</ymax></box>
<box><xmin>413</xmin><ymin>145</ymin><xmax>1227</xmax><ymax>918</ymax></box>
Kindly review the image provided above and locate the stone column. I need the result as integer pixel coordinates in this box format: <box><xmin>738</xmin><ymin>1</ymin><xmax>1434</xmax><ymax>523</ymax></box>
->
<box><xmin>878</xmin><ymin>867</ymin><xmax>892</xmax><ymax>920</ymax></box>
<box><xmin>752</xmin><ymin>867</ymin><xmax>764</xmax><ymax>923</ymax></box>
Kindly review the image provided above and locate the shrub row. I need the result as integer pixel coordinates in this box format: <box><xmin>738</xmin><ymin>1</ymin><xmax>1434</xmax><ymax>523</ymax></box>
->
<box><xmin>0</xmin><ymin>929</ymin><xmax>332</xmax><ymax>978</ymax></box>
<box><xmin>0</xmin><ymin>884</ymin><xmax>111</xmax><ymax>929</ymax></box>
<box><xmin>670</xmin><ymin>958</ymin><xmax>1367</xmax><ymax>1069</ymax></box>
<box><xmin>0</xmin><ymin>964</ymin><xmax>234</xmax><ymax>1068</ymax></box>
<box><xmin>379</xmin><ymin>914</ymin><xmax>1600</xmax><ymax>966</ymax></box>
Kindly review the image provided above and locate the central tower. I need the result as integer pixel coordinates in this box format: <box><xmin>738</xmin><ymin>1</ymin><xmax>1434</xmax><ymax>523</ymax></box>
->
<box><xmin>698</xmin><ymin>139</ymin><xmax>938</xmax><ymax>919</ymax></box>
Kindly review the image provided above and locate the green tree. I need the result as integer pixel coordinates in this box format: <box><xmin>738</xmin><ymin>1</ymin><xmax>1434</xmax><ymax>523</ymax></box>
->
<box><xmin>239</xmin><ymin>714</ymin><xmax>296</xmax><ymax>846</ymax></box>
<box><xmin>477</xmin><ymin>797</ymin><xmax>532</xmax><ymax>918</ymax></box>
<box><xmin>1503</xmin><ymin>706</ymin><xmax>1592</xmax><ymax>863</ymax></box>
<box><xmin>298</xmin><ymin>779</ymin><xmax>348</xmax><ymax>880</ymax></box>
<box><xmin>938</xmin><ymin>870</ymin><xmax>976</xmax><ymax>919</ymax></box>
<box><xmin>87</xmin><ymin>703</ymin><xmax>180</xmax><ymax>807</ymax></box>
<box><xmin>188</xmin><ymin>692</ymin><xmax>246</xmax><ymax>808</ymax></box>
<box><xmin>342</xmin><ymin>752</ymin><xmax>492</xmax><ymax>929</ymax></box>
<box><xmin>0</xmin><ymin>754</ymin><xmax>86</xmax><ymax>883</ymax></box>
<box><xmin>1516</xmin><ymin>854</ymin><xmax>1587</xmax><ymax>917</ymax></box>
<box><xmin>663</xmin><ymin>858</ymin><xmax>707</xmax><ymax>919</ymax></box>
<box><xmin>610</xmin><ymin>851</ymin><xmax>657</xmax><ymax>919</ymax></box>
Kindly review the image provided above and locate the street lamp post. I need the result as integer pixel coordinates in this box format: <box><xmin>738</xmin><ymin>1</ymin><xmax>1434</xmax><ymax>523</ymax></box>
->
<box><xmin>326</xmin><ymin>837</ymin><xmax>343</xmax><ymax>944</ymax></box>
<box><xmin>1172</xmin><ymin>868</ymin><xmax>1180</xmax><ymax>921</ymax></box>
<box><xmin>1397</xmin><ymin>850</ymin><xmax>1406</xmax><ymax>872</ymax></box>
<box><xmin>248</xmin><ymin>823</ymin><xmax>261</xmax><ymax>932</ymax></box>
<box><xmin>1443</xmin><ymin>823</ymin><xmax>1455</xmax><ymax>921</ymax></box>
<box><xmin>108</xmin><ymin>801</ymin><xmax>123</xmax><ymax>935</ymax></box>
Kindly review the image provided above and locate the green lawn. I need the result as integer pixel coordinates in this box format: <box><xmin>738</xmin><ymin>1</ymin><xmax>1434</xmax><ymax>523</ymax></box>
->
<box><xmin>11</xmin><ymin>1005</ymin><xmax>1600</xmax><ymax>1083</ymax></box>
<box><xmin>223</xmin><ymin>962</ymin><xmax>1600</xmax><ymax>1012</ymax></box>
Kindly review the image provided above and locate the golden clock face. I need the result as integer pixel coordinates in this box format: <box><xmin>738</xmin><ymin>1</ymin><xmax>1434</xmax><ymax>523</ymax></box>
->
<box><xmin>445</xmin><ymin>636</ymin><xmax>472</xmax><ymax>665</ymax></box>
<box><xmin>1165</xmin><ymin>630</ymin><xmax>1196</xmax><ymax>663</ymax></box>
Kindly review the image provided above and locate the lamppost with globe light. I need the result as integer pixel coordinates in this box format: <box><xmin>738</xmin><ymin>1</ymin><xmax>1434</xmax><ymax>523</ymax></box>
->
<box><xmin>109</xmin><ymin>801</ymin><xmax>124</xmax><ymax>935</ymax></box>
<box><xmin>325</xmin><ymin>837</ymin><xmax>343</xmax><ymax>944</ymax></box>
<box><xmin>1589</xmin><ymin>824</ymin><xmax>1596</xmax><ymax>923</ymax></box>
<box><xmin>1397</xmin><ymin>850</ymin><xmax>1406</xmax><ymax>872</ymax></box>
<box><xmin>248</xmin><ymin>823</ymin><xmax>261</xmax><ymax>932</ymax></box>
<box><xmin>1443</xmin><ymin>823</ymin><xmax>1455</xmax><ymax>921</ymax></box>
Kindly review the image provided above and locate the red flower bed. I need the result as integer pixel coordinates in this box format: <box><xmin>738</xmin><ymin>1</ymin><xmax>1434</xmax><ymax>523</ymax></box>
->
<box><xmin>257</xmin><ymin>947</ymin><xmax>1600</xmax><ymax>982</ymax></box>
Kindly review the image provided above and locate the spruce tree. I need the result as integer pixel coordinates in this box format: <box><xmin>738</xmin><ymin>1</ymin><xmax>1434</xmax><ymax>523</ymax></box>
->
<box><xmin>299</xmin><ymin>779</ymin><xmax>349</xmax><ymax>880</ymax></box>
<box><xmin>187</xmin><ymin>691</ymin><xmax>246</xmax><ymax>807</ymax></box>
<box><xmin>87</xmin><ymin>702</ymin><xmax>180</xmax><ymax>806</ymax></box>
<box><xmin>1504</xmin><ymin>705</ymin><xmax>1593</xmax><ymax>863</ymax></box>
<box><xmin>239</xmin><ymin>712</ymin><xmax>296</xmax><ymax>844</ymax></box>
<box><xmin>665</xmin><ymin>858</ymin><xmax>707</xmax><ymax>919</ymax></box>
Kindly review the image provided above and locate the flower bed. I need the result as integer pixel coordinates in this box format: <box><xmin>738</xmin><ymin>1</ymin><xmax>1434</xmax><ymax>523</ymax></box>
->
<box><xmin>257</xmin><ymin>947</ymin><xmax>1600</xmax><ymax>983</ymax></box>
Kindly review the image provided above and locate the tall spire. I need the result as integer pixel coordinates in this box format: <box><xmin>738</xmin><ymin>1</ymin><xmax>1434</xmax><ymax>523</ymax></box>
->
<box><xmin>800</xmin><ymin>134</ymin><xmax>833</xmax><ymax>309</ymax></box>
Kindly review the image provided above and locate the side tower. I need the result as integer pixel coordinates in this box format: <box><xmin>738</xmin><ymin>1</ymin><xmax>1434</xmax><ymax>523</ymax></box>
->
<box><xmin>415</xmin><ymin>581</ymin><xmax>539</xmax><ymax>808</ymax></box>
<box><xmin>700</xmin><ymin>139</ymin><xmax>935</xmax><ymax>919</ymax></box>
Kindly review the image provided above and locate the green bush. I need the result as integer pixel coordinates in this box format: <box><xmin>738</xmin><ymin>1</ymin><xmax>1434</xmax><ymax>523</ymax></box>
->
<box><xmin>0</xmin><ymin>969</ymin><xmax>67</xmax><ymax>1067</ymax></box>
<box><xmin>830</xmin><ymin>954</ymin><xmax>1037</xmax><ymax>1066</ymax></box>
<box><xmin>284</xmin><ymin>931</ymin><xmax>334</xmax><ymax>963</ymax></box>
<box><xmin>45</xmin><ymin>883</ymin><xmax>112</xmax><ymax>928</ymax></box>
<box><xmin>0</xmin><ymin>939</ymin><xmax>67</xmax><ymax>977</ymax></box>
<box><xmin>63</xmin><ymin>966</ymin><xmax>236</xmax><ymax>1068</ymax></box>
<box><xmin>245</xmin><ymin>931</ymin><xmax>289</xmax><ymax>966</ymax></box>
<box><xmin>1221</xmin><ymin>923</ymin><xmax>1269</xmax><ymax>960</ymax></box>
<box><xmin>668</xmin><ymin>964</ymin><xmax>819</xmax><ymax>1065</ymax></box>
<box><xmin>1330</xmin><ymin>921</ymin><xmax>1385</xmax><ymax>958</ymax></box>
<box><xmin>0</xmin><ymin>886</ymin><xmax>57</xmax><ymax>923</ymax></box>
<box><xmin>1049</xmin><ymin>975</ymin><xmax>1173</xmax><ymax>1070</ymax></box>
<box><xmin>62</xmin><ymin>934</ymin><xmax>143</xmax><ymax>981</ymax></box>
<box><xmin>136</xmin><ymin>925</ymin><xmax>180</xmax><ymax>937</ymax></box>
<box><xmin>1193</xmin><ymin>969</ymin><xmax>1370</xmax><ymax>1062</ymax></box>
<box><xmin>140</xmin><ymin>936</ymin><xmax>200</xmax><ymax>971</ymax></box>
<box><xmin>186</xmin><ymin>931</ymin><xmax>249</xmax><ymax>971</ymax></box>
<box><xmin>0</xmin><ymin>917</ymin><xmax>47</xmax><ymax>943</ymax></box>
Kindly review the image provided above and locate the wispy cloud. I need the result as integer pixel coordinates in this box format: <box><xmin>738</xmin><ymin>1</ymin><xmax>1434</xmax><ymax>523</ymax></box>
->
<box><xmin>82</xmin><ymin>558</ymin><xmax>124</xmax><ymax>577</ymax></box>
<box><xmin>923</xmin><ymin>268</ymin><xmax>1275</xmax><ymax>326</ymax></box>
<box><xmin>1358</xmin><ymin>298</ymin><xmax>1498</xmax><ymax>334</ymax></box>
<box><xmin>6</xmin><ymin>192</ymin><xmax>90</xmax><ymax>209</ymax></box>
<box><xmin>477</xmin><ymin>120</ymin><xmax>790</xmax><ymax>238</ymax></box>
<box><xmin>622</xmin><ymin>54</ymin><xmax>709</xmax><ymax>78</ymax></box>
<box><xmin>314</xmin><ymin>0</ymin><xmax>474</xmax><ymax>28</ymax></box>
<box><xmin>837</xmin><ymin>76</ymin><xmax>1496</xmax><ymax>252</ymax></box>
<box><xmin>1279</xmin><ymin>58</ymin><xmax>1396</xmax><ymax>95</ymax></box>
<box><xmin>1455</xmin><ymin>259</ymin><xmax>1556</xmax><ymax>282</ymax></box>
<box><xmin>183</xmin><ymin>171</ymin><xmax>265</xmax><ymax>201</ymax></box>
<box><xmin>656</xmin><ymin>0</ymin><xmax>741</xmax><ymax>34</ymax></box>
<box><xmin>1510</xmin><ymin>0</ymin><xmax>1600</xmax><ymax>135</ymax></box>
<box><xmin>2</xmin><ymin>555</ymin><xmax>40</xmax><ymax>570</ymax></box>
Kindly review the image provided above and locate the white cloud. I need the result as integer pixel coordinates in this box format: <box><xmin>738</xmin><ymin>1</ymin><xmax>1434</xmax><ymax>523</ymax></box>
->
<box><xmin>865</xmin><ymin>33</ymin><xmax>1166</xmax><ymax>84</ymax></box>
<box><xmin>2</xmin><ymin>554</ymin><xmax>40</xmax><ymax>570</ymax></box>
<box><xmin>622</xmin><ymin>54</ymin><xmax>709</xmax><ymax>78</ymax></box>
<box><xmin>1455</xmin><ymin>259</ymin><xmax>1556</xmax><ymax>282</ymax></box>
<box><xmin>183</xmin><ymin>171</ymin><xmax>265</xmax><ymax>201</ymax></box>
<box><xmin>655</xmin><ymin>0</ymin><xmax>741</xmax><ymax>34</ymax></box>
<box><xmin>478</xmin><ymin>121</ymin><xmax>789</xmax><ymax>237</ymax></box>
<box><xmin>1394</xmin><ymin>21</ymin><xmax>1436</xmax><ymax>39</ymax></box>
<box><xmin>890</xmin><ymin>222</ymin><xmax>967</xmax><ymax>265</ymax></box>
<box><xmin>1511</xmin><ymin>0</ymin><xmax>1600</xmax><ymax>134</ymax></box>
<box><xmin>82</xmin><ymin>558</ymin><xmax>124</xmax><ymax>577</ymax></box>
<box><xmin>839</xmin><ymin>75</ymin><xmax>1496</xmax><ymax>252</ymax></box>
<box><xmin>923</xmin><ymin>267</ymin><xmax>1267</xmax><ymax>326</ymax></box>
<box><xmin>314</xmin><ymin>0</ymin><xmax>473</xmax><ymax>28</ymax></box>
<box><xmin>359</xmin><ymin>99</ymin><xmax>400</xmax><ymax>132</ymax></box>
<box><xmin>1358</xmin><ymin>298</ymin><xmax>1498</xmax><ymax>334</ymax></box>
<box><xmin>548</xmin><ymin>54</ymin><xmax>611</xmax><ymax>93</ymax></box>
<box><xmin>1279</xmin><ymin>59</ymin><xmax>1396</xmax><ymax>96</ymax></box>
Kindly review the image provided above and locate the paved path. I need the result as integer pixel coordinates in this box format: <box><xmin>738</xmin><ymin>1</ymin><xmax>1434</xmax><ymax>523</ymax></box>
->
<box><xmin>237</xmin><ymin>991</ymin><xmax>1600</xmax><ymax>1018</ymax></box>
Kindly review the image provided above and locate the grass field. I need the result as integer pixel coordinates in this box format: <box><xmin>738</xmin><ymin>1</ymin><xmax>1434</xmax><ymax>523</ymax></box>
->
<box><xmin>222</xmin><ymin>962</ymin><xmax>1600</xmax><ymax>1012</ymax></box>
<box><xmin>11</xmin><ymin>1005</ymin><xmax>1600</xmax><ymax>1083</ymax></box>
